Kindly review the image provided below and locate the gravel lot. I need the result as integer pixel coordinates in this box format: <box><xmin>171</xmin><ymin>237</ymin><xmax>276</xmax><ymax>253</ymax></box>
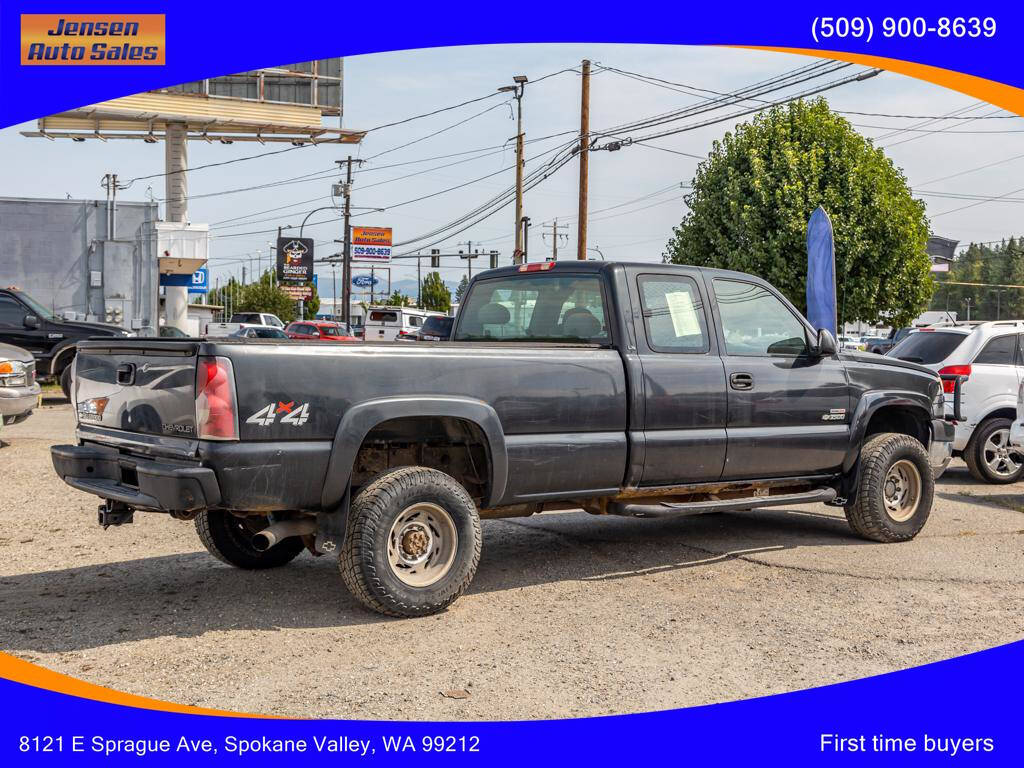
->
<box><xmin>1</xmin><ymin>403</ymin><xmax>1022</xmax><ymax>720</ymax></box>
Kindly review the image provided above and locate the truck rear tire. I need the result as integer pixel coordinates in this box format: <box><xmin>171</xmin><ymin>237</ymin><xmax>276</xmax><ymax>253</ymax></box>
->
<box><xmin>963</xmin><ymin>417</ymin><xmax>1024</xmax><ymax>484</ymax></box>
<box><xmin>339</xmin><ymin>466</ymin><xmax>481</xmax><ymax>618</ymax></box>
<box><xmin>195</xmin><ymin>510</ymin><xmax>305</xmax><ymax>569</ymax></box>
<box><xmin>845</xmin><ymin>433</ymin><xmax>933</xmax><ymax>542</ymax></box>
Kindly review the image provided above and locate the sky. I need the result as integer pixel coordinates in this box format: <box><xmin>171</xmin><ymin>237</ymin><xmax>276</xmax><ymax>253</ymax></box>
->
<box><xmin>1</xmin><ymin>43</ymin><xmax>1022</xmax><ymax>300</ymax></box>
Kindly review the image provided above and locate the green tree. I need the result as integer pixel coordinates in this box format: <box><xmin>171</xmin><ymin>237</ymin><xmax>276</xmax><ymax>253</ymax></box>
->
<box><xmin>665</xmin><ymin>98</ymin><xmax>933</xmax><ymax>327</ymax></box>
<box><xmin>236</xmin><ymin>270</ymin><xmax>301</xmax><ymax>322</ymax></box>
<box><xmin>420</xmin><ymin>271</ymin><xmax>451</xmax><ymax>313</ymax></box>
<box><xmin>455</xmin><ymin>275</ymin><xmax>470</xmax><ymax>304</ymax></box>
<box><xmin>385</xmin><ymin>290</ymin><xmax>410</xmax><ymax>307</ymax></box>
<box><xmin>303</xmin><ymin>279</ymin><xmax>320</xmax><ymax>319</ymax></box>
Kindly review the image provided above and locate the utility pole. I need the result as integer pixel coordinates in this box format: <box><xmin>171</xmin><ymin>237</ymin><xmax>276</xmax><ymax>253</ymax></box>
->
<box><xmin>576</xmin><ymin>59</ymin><xmax>591</xmax><ymax>260</ymax></box>
<box><xmin>416</xmin><ymin>253</ymin><xmax>422</xmax><ymax>307</ymax></box>
<box><xmin>522</xmin><ymin>216</ymin><xmax>531</xmax><ymax>263</ymax></box>
<box><xmin>336</xmin><ymin>156</ymin><xmax>357</xmax><ymax>328</ymax></box>
<box><xmin>458</xmin><ymin>241</ymin><xmax>479</xmax><ymax>279</ymax></box>
<box><xmin>544</xmin><ymin>219</ymin><xmax>569</xmax><ymax>261</ymax></box>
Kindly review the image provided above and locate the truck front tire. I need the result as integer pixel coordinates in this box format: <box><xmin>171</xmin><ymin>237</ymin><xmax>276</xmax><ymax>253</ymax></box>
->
<box><xmin>195</xmin><ymin>509</ymin><xmax>305</xmax><ymax>569</ymax></box>
<box><xmin>845</xmin><ymin>433</ymin><xmax>933</xmax><ymax>542</ymax></box>
<box><xmin>340</xmin><ymin>466</ymin><xmax>481</xmax><ymax>618</ymax></box>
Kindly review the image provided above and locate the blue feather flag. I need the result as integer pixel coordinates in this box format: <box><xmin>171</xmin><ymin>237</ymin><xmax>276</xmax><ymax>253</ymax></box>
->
<box><xmin>806</xmin><ymin>206</ymin><xmax>837</xmax><ymax>336</ymax></box>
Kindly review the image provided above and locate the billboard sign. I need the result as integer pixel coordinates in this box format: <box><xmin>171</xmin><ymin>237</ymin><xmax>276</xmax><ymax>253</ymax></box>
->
<box><xmin>351</xmin><ymin>226</ymin><xmax>392</xmax><ymax>263</ymax></box>
<box><xmin>277</xmin><ymin>238</ymin><xmax>314</xmax><ymax>284</ymax></box>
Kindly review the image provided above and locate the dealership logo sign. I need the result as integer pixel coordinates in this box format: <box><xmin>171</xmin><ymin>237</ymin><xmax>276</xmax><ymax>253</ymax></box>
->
<box><xmin>276</xmin><ymin>238</ymin><xmax>314</xmax><ymax>284</ymax></box>
<box><xmin>20</xmin><ymin>14</ymin><xmax>166</xmax><ymax>65</ymax></box>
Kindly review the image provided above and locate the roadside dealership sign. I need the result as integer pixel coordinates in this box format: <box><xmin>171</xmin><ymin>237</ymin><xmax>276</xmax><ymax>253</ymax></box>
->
<box><xmin>352</xmin><ymin>274</ymin><xmax>379</xmax><ymax>288</ymax></box>
<box><xmin>277</xmin><ymin>238</ymin><xmax>314</xmax><ymax>284</ymax></box>
<box><xmin>351</xmin><ymin>226</ymin><xmax>392</xmax><ymax>263</ymax></box>
<box><xmin>159</xmin><ymin>266</ymin><xmax>208</xmax><ymax>293</ymax></box>
<box><xmin>281</xmin><ymin>284</ymin><xmax>312</xmax><ymax>300</ymax></box>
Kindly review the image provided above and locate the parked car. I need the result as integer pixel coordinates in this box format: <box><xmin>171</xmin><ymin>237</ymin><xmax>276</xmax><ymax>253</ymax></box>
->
<box><xmin>229</xmin><ymin>312</ymin><xmax>284</xmax><ymax>329</ymax></box>
<box><xmin>868</xmin><ymin>327</ymin><xmax>913</xmax><ymax>355</ymax></box>
<box><xmin>284</xmin><ymin>320</ymin><xmax>358</xmax><ymax>341</ymax></box>
<box><xmin>52</xmin><ymin>261</ymin><xmax>952</xmax><ymax>617</ymax></box>
<box><xmin>0</xmin><ymin>286</ymin><xmax>132</xmax><ymax>399</ymax></box>
<box><xmin>364</xmin><ymin>306</ymin><xmax>445</xmax><ymax>341</ymax></box>
<box><xmin>230</xmin><ymin>326</ymin><xmax>290</xmax><ymax>340</ymax></box>
<box><xmin>837</xmin><ymin>335</ymin><xmax>866</xmax><ymax>352</ymax></box>
<box><xmin>0</xmin><ymin>342</ymin><xmax>40</xmax><ymax>430</ymax></box>
<box><xmin>159</xmin><ymin>325</ymin><xmax>189</xmax><ymax>338</ymax></box>
<box><xmin>888</xmin><ymin>321</ymin><xmax>1024</xmax><ymax>482</ymax></box>
<box><xmin>397</xmin><ymin>315</ymin><xmax>455</xmax><ymax>342</ymax></box>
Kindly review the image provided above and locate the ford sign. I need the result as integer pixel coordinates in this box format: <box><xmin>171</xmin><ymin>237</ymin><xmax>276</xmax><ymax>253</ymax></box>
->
<box><xmin>352</xmin><ymin>275</ymin><xmax>379</xmax><ymax>288</ymax></box>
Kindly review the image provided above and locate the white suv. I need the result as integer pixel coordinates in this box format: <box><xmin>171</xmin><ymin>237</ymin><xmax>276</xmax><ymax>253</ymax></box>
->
<box><xmin>888</xmin><ymin>321</ymin><xmax>1024</xmax><ymax>483</ymax></box>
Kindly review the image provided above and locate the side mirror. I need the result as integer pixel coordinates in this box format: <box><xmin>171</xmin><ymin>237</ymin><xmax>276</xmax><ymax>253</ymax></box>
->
<box><xmin>23</xmin><ymin>314</ymin><xmax>39</xmax><ymax>329</ymax></box>
<box><xmin>814</xmin><ymin>328</ymin><xmax>838</xmax><ymax>357</ymax></box>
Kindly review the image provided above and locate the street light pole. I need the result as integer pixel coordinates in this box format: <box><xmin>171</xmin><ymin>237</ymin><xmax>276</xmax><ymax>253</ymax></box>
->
<box><xmin>500</xmin><ymin>75</ymin><xmax>528</xmax><ymax>263</ymax></box>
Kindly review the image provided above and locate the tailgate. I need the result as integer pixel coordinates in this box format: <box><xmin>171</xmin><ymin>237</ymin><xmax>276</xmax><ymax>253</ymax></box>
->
<box><xmin>75</xmin><ymin>341</ymin><xmax>199</xmax><ymax>439</ymax></box>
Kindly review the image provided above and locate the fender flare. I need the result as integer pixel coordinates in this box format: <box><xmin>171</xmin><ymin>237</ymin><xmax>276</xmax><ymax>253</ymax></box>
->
<box><xmin>843</xmin><ymin>391</ymin><xmax>933</xmax><ymax>475</ymax></box>
<box><xmin>320</xmin><ymin>396</ymin><xmax>508</xmax><ymax>510</ymax></box>
<box><xmin>49</xmin><ymin>341</ymin><xmax>78</xmax><ymax>376</ymax></box>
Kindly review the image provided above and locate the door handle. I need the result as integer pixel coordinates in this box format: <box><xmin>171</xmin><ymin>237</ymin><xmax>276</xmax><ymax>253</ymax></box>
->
<box><xmin>730</xmin><ymin>372</ymin><xmax>754</xmax><ymax>391</ymax></box>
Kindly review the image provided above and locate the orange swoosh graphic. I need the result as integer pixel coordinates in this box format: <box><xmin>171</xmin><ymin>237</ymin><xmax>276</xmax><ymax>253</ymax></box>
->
<box><xmin>736</xmin><ymin>46</ymin><xmax>1024</xmax><ymax>117</ymax></box>
<box><xmin>0</xmin><ymin>650</ymin><xmax>274</xmax><ymax>718</ymax></box>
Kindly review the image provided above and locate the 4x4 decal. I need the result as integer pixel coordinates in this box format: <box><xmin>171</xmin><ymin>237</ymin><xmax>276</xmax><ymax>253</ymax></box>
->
<box><xmin>246</xmin><ymin>401</ymin><xmax>310</xmax><ymax>427</ymax></box>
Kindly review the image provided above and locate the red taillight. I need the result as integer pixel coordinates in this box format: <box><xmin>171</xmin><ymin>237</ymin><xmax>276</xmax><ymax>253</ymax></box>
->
<box><xmin>196</xmin><ymin>356</ymin><xmax>238</xmax><ymax>440</ymax></box>
<box><xmin>939</xmin><ymin>364</ymin><xmax>971</xmax><ymax>394</ymax></box>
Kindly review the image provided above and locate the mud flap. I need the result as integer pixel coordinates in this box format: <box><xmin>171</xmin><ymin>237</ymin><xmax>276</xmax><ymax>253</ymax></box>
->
<box><xmin>315</xmin><ymin>486</ymin><xmax>350</xmax><ymax>555</ymax></box>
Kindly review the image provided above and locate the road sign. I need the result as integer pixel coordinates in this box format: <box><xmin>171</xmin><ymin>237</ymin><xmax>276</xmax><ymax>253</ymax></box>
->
<box><xmin>352</xmin><ymin>226</ymin><xmax>392</xmax><ymax>263</ymax></box>
<box><xmin>352</xmin><ymin>274</ymin><xmax>379</xmax><ymax>288</ymax></box>
<box><xmin>277</xmin><ymin>237</ymin><xmax>314</xmax><ymax>284</ymax></box>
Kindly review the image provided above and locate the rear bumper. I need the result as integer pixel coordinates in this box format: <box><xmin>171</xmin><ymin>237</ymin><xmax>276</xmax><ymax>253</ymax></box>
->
<box><xmin>51</xmin><ymin>443</ymin><xmax>221</xmax><ymax>513</ymax></box>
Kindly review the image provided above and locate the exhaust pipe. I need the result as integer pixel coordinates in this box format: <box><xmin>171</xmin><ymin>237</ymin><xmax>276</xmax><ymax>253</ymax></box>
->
<box><xmin>252</xmin><ymin>518</ymin><xmax>317</xmax><ymax>552</ymax></box>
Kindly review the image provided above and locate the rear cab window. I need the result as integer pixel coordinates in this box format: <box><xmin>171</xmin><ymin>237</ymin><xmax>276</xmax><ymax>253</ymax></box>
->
<box><xmin>454</xmin><ymin>274</ymin><xmax>610</xmax><ymax>343</ymax></box>
<box><xmin>369</xmin><ymin>310</ymin><xmax>398</xmax><ymax>324</ymax></box>
<box><xmin>890</xmin><ymin>331</ymin><xmax>967</xmax><ymax>364</ymax></box>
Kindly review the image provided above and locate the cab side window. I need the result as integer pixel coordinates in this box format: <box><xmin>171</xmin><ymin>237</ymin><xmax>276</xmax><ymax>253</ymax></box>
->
<box><xmin>0</xmin><ymin>296</ymin><xmax>26</xmax><ymax>327</ymax></box>
<box><xmin>637</xmin><ymin>275</ymin><xmax>709</xmax><ymax>353</ymax></box>
<box><xmin>974</xmin><ymin>334</ymin><xmax>1017</xmax><ymax>365</ymax></box>
<box><xmin>713</xmin><ymin>279</ymin><xmax>808</xmax><ymax>357</ymax></box>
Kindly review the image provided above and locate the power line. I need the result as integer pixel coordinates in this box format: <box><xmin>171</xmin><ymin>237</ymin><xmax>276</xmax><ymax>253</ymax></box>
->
<box><xmin>931</xmin><ymin>183</ymin><xmax>1024</xmax><ymax>218</ymax></box>
<box><xmin>917</xmin><ymin>152</ymin><xmax>1024</xmax><ymax>187</ymax></box>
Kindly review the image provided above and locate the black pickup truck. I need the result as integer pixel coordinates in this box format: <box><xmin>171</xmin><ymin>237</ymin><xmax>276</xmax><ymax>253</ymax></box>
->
<box><xmin>52</xmin><ymin>261</ymin><xmax>953</xmax><ymax>617</ymax></box>
<box><xmin>0</xmin><ymin>287</ymin><xmax>132</xmax><ymax>398</ymax></box>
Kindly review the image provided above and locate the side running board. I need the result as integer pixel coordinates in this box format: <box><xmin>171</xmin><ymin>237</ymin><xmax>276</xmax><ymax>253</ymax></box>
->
<box><xmin>607</xmin><ymin>488</ymin><xmax>838</xmax><ymax>518</ymax></box>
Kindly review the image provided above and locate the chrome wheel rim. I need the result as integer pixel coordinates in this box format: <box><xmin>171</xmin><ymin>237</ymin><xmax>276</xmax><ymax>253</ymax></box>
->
<box><xmin>982</xmin><ymin>428</ymin><xmax>1022</xmax><ymax>478</ymax></box>
<box><xmin>387</xmin><ymin>503</ymin><xmax>458</xmax><ymax>587</ymax></box>
<box><xmin>883</xmin><ymin>459</ymin><xmax>922</xmax><ymax>523</ymax></box>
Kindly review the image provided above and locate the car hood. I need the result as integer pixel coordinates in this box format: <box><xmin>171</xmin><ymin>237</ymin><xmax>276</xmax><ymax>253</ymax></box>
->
<box><xmin>839</xmin><ymin>350</ymin><xmax>937</xmax><ymax>377</ymax></box>
<box><xmin>58</xmin><ymin>319</ymin><xmax>127</xmax><ymax>337</ymax></box>
<box><xmin>0</xmin><ymin>342</ymin><xmax>34</xmax><ymax>363</ymax></box>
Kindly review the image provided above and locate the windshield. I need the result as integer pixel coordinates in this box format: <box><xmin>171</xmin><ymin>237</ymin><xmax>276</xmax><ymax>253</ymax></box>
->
<box><xmin>454</xmin><ymin>274</ymin><xmax>609</xmax><ymax>343</ymax></box>
<box><xmin>14</xmin><ymin>291</ymin><xmax>56</xmax><ymax>321</ymax></box>
<box><xmin>421</xmin><ymin>316</ymin><xmax>454</xmax><ymax>337</ymax></box>
<box><xmin>889</xmin><ymin>331</ymin><xmax>967</xmax><ymax>364</ymax></box>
